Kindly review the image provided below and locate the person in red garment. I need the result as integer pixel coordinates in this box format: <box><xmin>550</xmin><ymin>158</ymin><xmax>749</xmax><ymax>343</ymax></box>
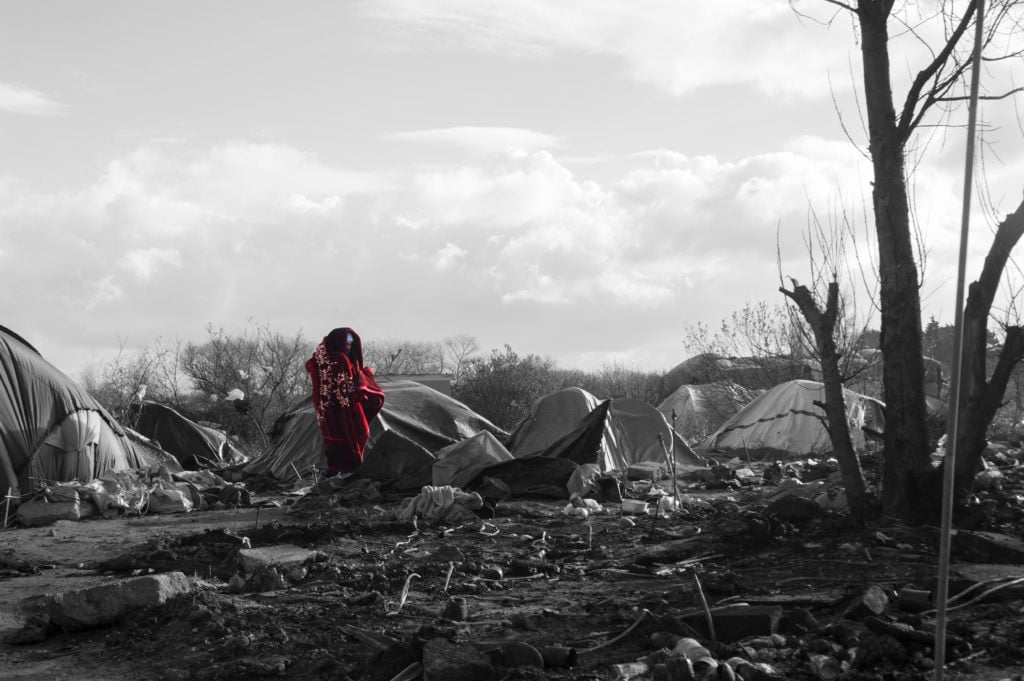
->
<box><xmin>305</xmin><ymin>327</ymin><xmax>385</xmax><ymax>477</ymax></box>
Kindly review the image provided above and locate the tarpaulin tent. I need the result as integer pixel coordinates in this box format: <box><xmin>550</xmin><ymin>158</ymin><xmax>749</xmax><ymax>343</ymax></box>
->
<box><xmin>656</xmin><ymin>382</ymin><xmax>755</xmax><ymax>441</ymax></box>
<box><xmin>432</xmin><ymin>430</ymin><xmax>513</xmax><ymax>489</ymax></box>
<box><xmin>700</xmin><ymin>379</ymin><xmax>885</xmax><ymax>458</ymax></box>
<box><xmin>0</xmin><ymin>325</ymin><xmax>145</xmax><ymax>497</ymax></box>
<box><xmin>238</xmin><ymin>378</ymin><xmax>507</xmax><ymax>485</ymax></box>
<box><xmin>129</xmin><ymin>400</ymin><xmax>248</xmax><ymax>470</ymax></box>
<box><xmin>658</xmin><ymin>353</ymin><xmax>813</xmax><ymax>402</ymax></box>
<box><xmin>506</xmin><ymin>387</ymin><xmax>707</xmax><ymax>473</ymax></box>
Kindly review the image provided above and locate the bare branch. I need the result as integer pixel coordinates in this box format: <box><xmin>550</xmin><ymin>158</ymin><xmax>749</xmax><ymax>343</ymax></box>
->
<box><xmin>898</xmin><ymin>0</ymin><xmax>979</xmax><ymax>140</ymax></box>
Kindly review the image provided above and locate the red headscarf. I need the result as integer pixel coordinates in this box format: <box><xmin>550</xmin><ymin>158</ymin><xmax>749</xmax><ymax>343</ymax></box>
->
<box><xmin>305</xmin><ymin>327</ymin><xmax>385</xmax><ymax>473</ymax></box>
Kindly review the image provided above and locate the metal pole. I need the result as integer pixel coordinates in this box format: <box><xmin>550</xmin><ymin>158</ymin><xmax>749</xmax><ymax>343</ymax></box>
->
<box><xmin>934</xmin><ymin>2</ymin><xmax>986</xmax><ymax>677</ymax></box>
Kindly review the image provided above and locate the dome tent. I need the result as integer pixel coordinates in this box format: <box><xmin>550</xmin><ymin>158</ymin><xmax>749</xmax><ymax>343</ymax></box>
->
<box><xmin>506</xmin><ymin>387</ymin><xmax>707</xmax><ymax>473</ymax></box>
<box><xmin>0</xmin><ymin>326</ymin><xmax>145</xmax><ymax>498</ymax></box>
<box><xmin>700</xmin><ymin>379</ymin><xmax>885</xmax><ymax>458</ymax></box>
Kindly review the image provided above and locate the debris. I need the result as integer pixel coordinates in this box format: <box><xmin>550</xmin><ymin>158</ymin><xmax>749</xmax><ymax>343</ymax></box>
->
<box><xmin>421</xmin><ymin>637</ymin><xmax>493</xmax><ymax>681</ymax></box>
<box><xmin>676</xmin><ymin>604</ymin><xmax>782</xmax><ymax>642</ymax></box>
<box><xmin>15</xmin><ymin>486</ymin><xmax>82</xmax><ymax>526</ymax></box>
<box><xmin>842</xmin><ymin>584</ymin><xmax>890</xmax><ymax>621</ymax></box>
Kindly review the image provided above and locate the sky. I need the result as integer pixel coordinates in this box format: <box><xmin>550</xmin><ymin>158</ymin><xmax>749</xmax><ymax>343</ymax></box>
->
<box><xmin>3</xmin><ymin>1</ymin><xmax>1024</xmax><ymax>381</ymax></box>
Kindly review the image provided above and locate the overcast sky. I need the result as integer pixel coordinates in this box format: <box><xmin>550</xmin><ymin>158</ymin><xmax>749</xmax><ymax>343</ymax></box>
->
<box><xmin>3</xmin><ymin>1</ymin><xmax>1023</xmax><ymax>380</ymax></box>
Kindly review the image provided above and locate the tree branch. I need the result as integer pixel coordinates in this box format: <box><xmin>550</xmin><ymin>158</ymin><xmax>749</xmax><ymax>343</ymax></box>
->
<box><xmin>897</xmin><ymin>0</ymin><xmax>979</xmax><ymax>140</ymax></box>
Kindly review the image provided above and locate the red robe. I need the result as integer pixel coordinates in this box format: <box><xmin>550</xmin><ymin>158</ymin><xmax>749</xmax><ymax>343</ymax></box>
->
<box><xmin>305</xmin><ymin>328</ymin><xmax>385</xmax><ymax>474</ymax></box>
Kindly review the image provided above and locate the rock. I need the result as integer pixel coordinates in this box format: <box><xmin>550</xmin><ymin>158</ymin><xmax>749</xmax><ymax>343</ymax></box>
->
<box><xmin>842</xmin><ymin>584</ymin><xmax>890</xmax><ymax>621</ymax></box>
<box><xmin>953</xmin><ymin>530</ymin><xmax>1024</xmax><ymax>563</ymax></box>
<box><xmin>421</xmin><ymin>638</ymin><xmax>492</xmax><ymax>681</ymax></box>
<box><xmin>237</xmin><ymin>544</ymin><xmax>317</xmax><ymax>574</ymax></box>
<box><xmin>764</xmin><ymin>495</ymin><xmax>824</xmax><ymax>523</ymax></box>
<box><xmin>47</xmin><ymin>572</ymin><xmax>192</xmax><ymax>631</ymax></box>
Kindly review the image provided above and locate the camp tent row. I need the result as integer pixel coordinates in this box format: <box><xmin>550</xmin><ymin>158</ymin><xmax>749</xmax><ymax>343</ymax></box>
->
<box><xmin>238</xmin><ymin>381</ymin><xmax>709</xmax><ymax>493</ymax></box>
<box><xmin>1</xmin><ymin>321</ymin><xmax>891</xmax><ymax>504</ymax></box>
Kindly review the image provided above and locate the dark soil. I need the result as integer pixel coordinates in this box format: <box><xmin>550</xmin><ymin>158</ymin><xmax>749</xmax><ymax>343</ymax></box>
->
<box><xmin>4</xmin><ymin>454</ymin><xmax>1024</xmax><ymax>681</ymax></box>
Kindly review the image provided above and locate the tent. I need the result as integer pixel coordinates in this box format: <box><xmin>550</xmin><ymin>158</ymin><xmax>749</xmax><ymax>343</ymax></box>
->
<box><xmin>658</xmin><ymin>353</ymin><xmax>813</xmax><ymax>402</ymax></box>
<box><xmin>656</xmin><ymin>382</ymin><xmax>755</xmax><ymax>441</ymax></box>
<box><xmin>129</xmin><ymin>400</ymin><xmax>248</xmax><ymax>470</ymax></box>
<box><xmin>506</xmin><ymin>387</ymin><xmax>707</xmax><ymax>473</ymax></box>
<box><xmin>238</xmin><ymin>378</ymin><xmax>507</xmax><ymax>485</ymax></box>
<box><xmin>0</xmin><ymin>326</ymin><xmax>146</xmax><ymax>497</ymax></box>
<box><xmin>700</xmin><ymin>379</ymin><xmax>885</xmax><ymax>457</ymax></box>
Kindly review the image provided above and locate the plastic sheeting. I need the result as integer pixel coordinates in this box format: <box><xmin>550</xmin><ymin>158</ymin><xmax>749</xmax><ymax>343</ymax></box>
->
<box><xmin>432</xmin><ymin>431</ymin><xmax>513</xmax><ymax>489</ymax></box>
<box><xmin>0</xmin><ymin>326</ymin><xmax>144</xmax><ymax>497</ymax></box>
<box><xmin>131</xmin><ymin>401</ymin><xmax>248</xmax><ymax>469</ymax></box>
<box><xmin>239</xmin><ymin>379</ymin><xmax>507</xmax><ymax>485</ymax></box>
<box><xmin>701</xmin><ymin>379</ymin><xmax>885</xmax><ymax>457</ymax></box>
<box><xmin>505</xmin><ymin>388</ymin><xmax>707</xmax><ymax>474</ymax></box>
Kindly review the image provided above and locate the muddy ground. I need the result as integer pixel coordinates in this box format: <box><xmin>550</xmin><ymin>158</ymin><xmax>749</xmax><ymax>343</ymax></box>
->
<box><xmin>2</xmin><ymin>457</ymin><xmax>1024</xmax><ymax>681</ymax></box>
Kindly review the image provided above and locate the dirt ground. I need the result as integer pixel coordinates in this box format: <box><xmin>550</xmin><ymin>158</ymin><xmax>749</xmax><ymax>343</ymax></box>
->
<box><xmin>2</xmin><ymin>460</ymin><xmax>1024</xmax><ymax>681</ymax></box>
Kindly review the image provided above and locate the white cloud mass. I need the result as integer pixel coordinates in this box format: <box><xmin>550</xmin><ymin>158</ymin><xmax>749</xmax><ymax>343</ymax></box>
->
<box><xmin>0</xmin><ymin>82</ymin><xmax>63</xmax><ymax>115</ymax></box>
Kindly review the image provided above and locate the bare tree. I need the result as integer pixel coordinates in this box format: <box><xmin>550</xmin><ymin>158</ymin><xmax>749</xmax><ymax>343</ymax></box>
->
<box><xmin>779</xmin><ymin>201</ymin><xmax>879</xmax><ymax>515</ymax></box>
<box><xmin>180</xmin><ymin>321</ymin><xmax>312</xmax><ymax>453</ymax></box>
<box><xmin>363</xmin><ymin>339</ymin><xmax>445</xmax><ymax>375</ymax></box>
<box><xmin>443</xmin><ymin>334</ymin><xmax>480</xmax><ymax>385</ymax></box>
<box><xmin>797</xmin><ymin>0</ymin><xmax>1024</xmax><ymax>521</ymax></box>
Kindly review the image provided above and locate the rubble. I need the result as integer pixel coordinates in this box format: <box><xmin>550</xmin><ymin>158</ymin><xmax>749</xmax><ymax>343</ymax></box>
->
<box><xmin>1</xmin><ymin>450</ymin><xmax>1024</xmax><ymax>680</ymax></box>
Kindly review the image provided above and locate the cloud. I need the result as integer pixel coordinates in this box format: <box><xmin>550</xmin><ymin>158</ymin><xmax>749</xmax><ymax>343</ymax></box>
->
<box><xmin>385</xmin><ymin>126</ymin><xmax>563</xmax><ymax>154</ymax></box>
<box><xmin>0</xmin><ymin>82</ymin><xmax>63</xmax><ymax>115</ymax></box>
<box><xmin>0</xmin><ymin>133</ymin><xmax>977</xmax><ymax>377</ymax></box>
<box><xmin>121</xmin><ymin>248</ymin><xmax>183</xmax><ymax>282</ymax></box>
<box><xmin>362</xmin><ymin>0</ymin><xmax>857</xmax><ymax>98</ymax></box>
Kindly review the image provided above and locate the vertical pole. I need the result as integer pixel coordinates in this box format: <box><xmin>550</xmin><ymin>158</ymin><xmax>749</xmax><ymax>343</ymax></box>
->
<box><xmin>934</xmin><ymin>2</ymin><xmax>986</xmax><ymax>677</ymax></box>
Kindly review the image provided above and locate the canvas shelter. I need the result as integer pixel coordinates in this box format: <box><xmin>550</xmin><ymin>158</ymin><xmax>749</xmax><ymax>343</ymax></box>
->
<box><xmin>700</xmin><ymin>379</ymin><xmax>885</xmax><ymax>457</ymax></box>
<box><xmin>238</xmin><ymin>378</ymin><xmax>507</xmax><ymax>486</ymax></box>
<box><xmin>505</xmin><ymin>387</ymin><xmax>707</xmax><ymax>473</ymax></box>
<box><xmin>658</xmin><ymin>353</ymin><xmax>814</xmax><ymax>402</ymax></box>
<box><xmin>656</xmin><ymin>382</ymin><xmax>755</xmax><ymax>441</ymax></box>
<box><xmin>432</xmin><ymin>430</ymin><xmax>513</xmax><ymax>489</ymax></box>
<box><xmin>0</xmin><ymin>325</ymin><xmax>146</xmax><ymax>498</ymax></box>
<box><xmin>129</xmin><ymin>400</ymin><xmax>248</xmax><ymax>470</ymax></box>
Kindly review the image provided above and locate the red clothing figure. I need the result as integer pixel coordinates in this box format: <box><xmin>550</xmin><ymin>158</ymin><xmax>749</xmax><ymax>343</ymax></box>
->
<box><xmin>305</xmin><ymin>327</ymin><xmax>385</xmax><ymax>475</ymax></box>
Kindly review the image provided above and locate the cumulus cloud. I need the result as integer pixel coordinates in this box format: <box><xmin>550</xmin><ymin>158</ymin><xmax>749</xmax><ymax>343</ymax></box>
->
<box><xmin>0</xmin><ymin>82</ymin><xmax>63</xmax><ymax>115</ymax></box>
<box><xmin>0</xmin><ymin>133</ymin><xmax>979</xmax><ymax>375</ymax></box>
<box><xmin>385</xmin><ymin>126</ymin><xmax>563</xmax><ymax>154</ymax></box>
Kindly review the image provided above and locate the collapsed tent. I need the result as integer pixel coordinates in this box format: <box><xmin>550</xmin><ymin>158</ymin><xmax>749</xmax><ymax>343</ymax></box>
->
<box><xmin>656</xmin><ymin>382</ymin><xmax>755</xmax><ymax>441</ymax></box>
<box><xmin>238</xmin><ymin>378</ymin><xmax>507</xmax><ymax>485</ymax></box>
<box><xmin>658</xmin><ymin>353</ymin><xmax>813</xmax><ymax>402</ymax></box>
<box><xmin>505</xmin><ymin>387</ymin><xmax>707</xmax><ymax>472</ymax></box>
<box><xmin>129</xmin><ymin>400</ymin><xmax>248</xmax><ymax>470</ymax></box>
<box><xmin>0</xmin><ymin>325</ymin><xmax>146</xmax><ymax>497</ymax></box>
<box><xmin>700</xmin><ymin>379</ymin><xmax>885</xmax><ymax>457</ymax></box>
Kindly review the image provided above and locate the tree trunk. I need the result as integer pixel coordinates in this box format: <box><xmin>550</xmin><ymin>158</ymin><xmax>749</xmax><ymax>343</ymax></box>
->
<box><xmin>780</xmin><ymin>281</ymin><xmax>869</xmax><ymax>513</ymax></box>
<box><xmin>858</xmin><ymin>3</ymin><xmax>936</xmax><ymax>522</ymax></box>
<box><xmin>953</xmin><ymin>200</ymin><xmax>1024</xmax><ymax>498</ymax></box>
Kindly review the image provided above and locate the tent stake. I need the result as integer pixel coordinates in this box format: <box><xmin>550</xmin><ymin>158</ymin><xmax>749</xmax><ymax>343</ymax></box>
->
<box><xmin>2</xmin><ymin>487</ymin><xmax>11</xmax><ymax>529</ymax></box>
<box><xmin>671</xmin><ymin>409</ymin><xmax>679</xmax><ymax>505</ymax></box>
